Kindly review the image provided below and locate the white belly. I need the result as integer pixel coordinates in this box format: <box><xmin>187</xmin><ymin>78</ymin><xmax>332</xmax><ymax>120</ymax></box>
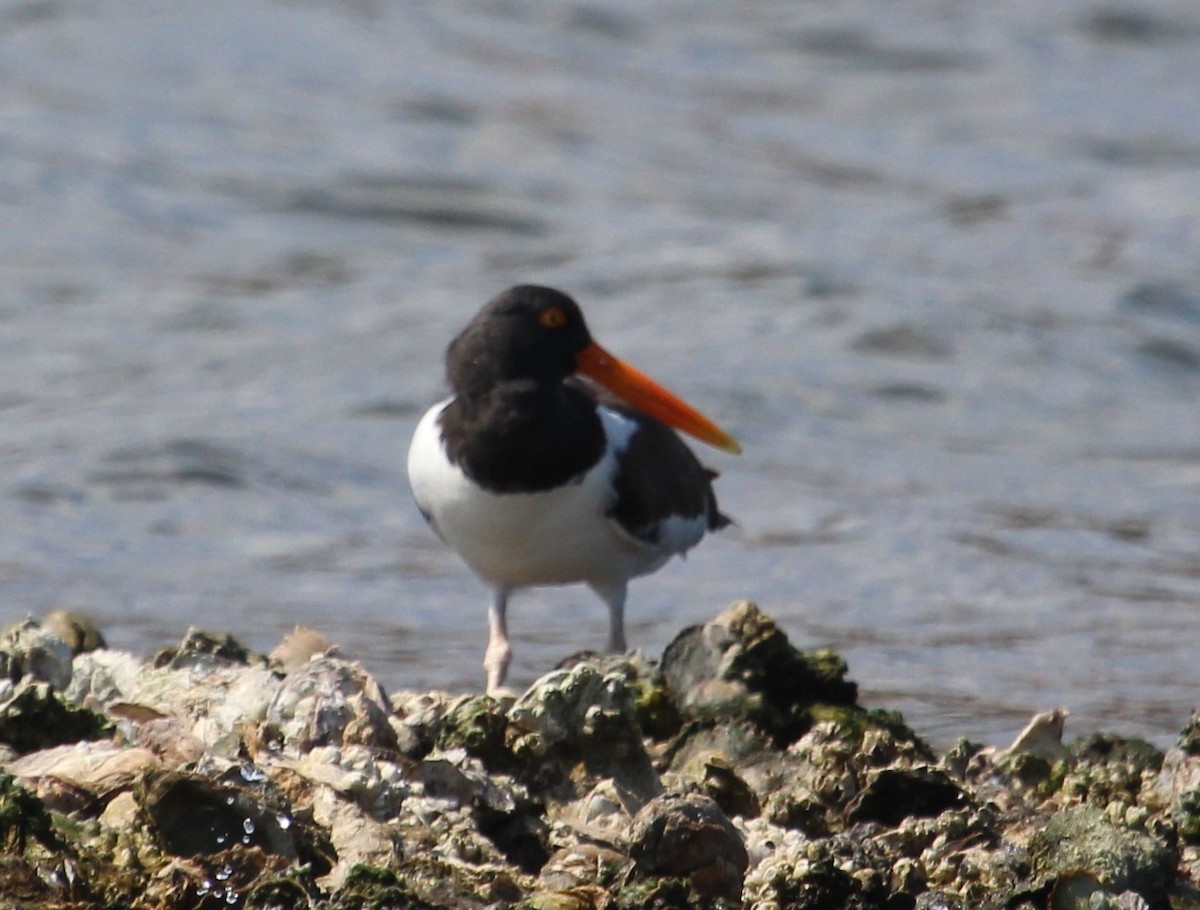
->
<box><xmin>407</xmin><ymin>401</ymin><xmax>674</xmax><ymax>589</ymax></box>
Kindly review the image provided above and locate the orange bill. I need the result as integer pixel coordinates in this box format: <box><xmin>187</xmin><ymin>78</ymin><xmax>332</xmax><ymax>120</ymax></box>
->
<box><xmin>576</xmin><ymin>342</ymin><xmax>742</xmax><ymax>454</ymax></box>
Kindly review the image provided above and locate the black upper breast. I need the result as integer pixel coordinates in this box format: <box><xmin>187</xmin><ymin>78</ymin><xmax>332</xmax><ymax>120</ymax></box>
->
<box><xmin>439</xmin><ymin>382</ymin><xmax>607</xmax><ymax>494</ymax></box>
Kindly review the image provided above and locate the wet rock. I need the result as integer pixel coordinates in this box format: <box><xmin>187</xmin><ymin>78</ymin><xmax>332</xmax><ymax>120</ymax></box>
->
<box><xmin>435</xmin><ymin>694</ymin><xmax>512</xmax><ymax>769</ymax></box>
<box><xmin>846</xmin><ymin>766</ymin><xmax>971</xmax><ymax>827</ymax></box>
<box><xmin>41</xmin><ymin>610</ymin><xmax>107</xmax><ymax>657</ymax></box>
<box><xmin>309</xmin><ymin>784</ymin><xmax>397</xmax><ymax>889</ymax></box>
<box><xmin>661</xmin><ymin>600</ymin><xmax>869</xmax><ymax>746</ymax></box>
<box><xmin>281</xmin><ymin>742</ymin><xmax>411</xmax><ymax>818</ymax></box>
<box><xmin>701</xmin><ymin>756</ymin><xmax>761</xmax><ymax>819</ymax></box>
<box><xmin>139</xmin><ymin>769</ymin><xmax>306</xmax><ymax>860</ymax></box>
<box><xmin>0</xmin><ymin>681</ymin><xmax>112</xmax><ymax>755</ymax></box>
<box><xmin>268</xmin><ymin>626</ymin><xmax>336</xmax><ymax>675</ymax></box>
<box><xmin>391</xmin><ymin>689</ymin><xmax>465</xmax><ymax>758</ymax></box>
<box><xmin>538</xmin><ymin>842</ymin><xmax>625</xmax><ymax>890</ymax></box>
<box><xmin>0</xmin><ymin>618</ymin><xmax>74</xmax><ymax>690</ymax></box>
<box><xmin>1028</xmin><ymin>805</ymin><xmax>1175</xmax><ymax>907</ymax></box>
<box><xmin>265</xmin><ymin>655</ymin><xmax>397</xmax><ymax>754</ymax></box>
<box><xmin>7</xmin><ymin>740</ymin><xmax>160</xmax><ymax>815</ymax></box>
<box><xmin>0</xmin><ymin>605</ymin><xmax>1196</xmax><ymax>909</ymax></box>
<box><xmin>317</xmin><ymin>865</ymin><xmax>435</xmax><ymax>909</ymax></box>
<box><xmin>509</xmin><ymin>663</ymin><xmax>660</xmax><ymax>802</ymax></box>
<box><xmin>1004</xmin><ymin>707</ymin><xmax>1072</xmax><ymax>763</ymax></box>
<box><xmin>152</xmin><ymin>626</ymin><xmax>261</xmax><ymax>671</ymax></box>
<box><xmin>523</xmin><ymin>884</ymin><xmax>609</xmax><ymax>910</ymax></box>
<box><xmin>0</xmin><ymin>772</ymin><xmax>66</xmax><ymax>853</ymax></box>
<box><xmin>627</xmin><ymin>792</ymin><xmax>749</xmax><ymax>900</ymax></box>
<box><xmin>129</xmin><ymin>660</ymin><xmax>282</xmax><ymax>753</ymax></box>
<box><xmin>64</xmin><ymin>647</ymin><xmax>143</xmax><ymax>709</ymax></box>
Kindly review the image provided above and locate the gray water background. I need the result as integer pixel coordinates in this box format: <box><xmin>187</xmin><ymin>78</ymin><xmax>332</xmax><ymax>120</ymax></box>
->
<box><xmin>4</xmin><ymin>0</ymin><xmax>1200</xmax><ymax>748</ymax></box>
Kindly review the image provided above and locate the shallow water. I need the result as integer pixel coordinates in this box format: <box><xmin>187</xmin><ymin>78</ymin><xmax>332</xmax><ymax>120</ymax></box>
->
<box><xmin>4</xmin><ymin>0</ymin><xmax>1200</xmax><ymax>748</ymax></box>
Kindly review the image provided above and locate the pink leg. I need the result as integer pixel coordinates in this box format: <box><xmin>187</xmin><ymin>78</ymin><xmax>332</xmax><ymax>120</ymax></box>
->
<box><xmin>590</xmin><ymin>582</ymin><xmax>628</xmax><ymax>652</ymax></box>
<box><xmin>485</xmin><ymin>586</ymin><xmax>513</xmax><ymax>695</ymax></box>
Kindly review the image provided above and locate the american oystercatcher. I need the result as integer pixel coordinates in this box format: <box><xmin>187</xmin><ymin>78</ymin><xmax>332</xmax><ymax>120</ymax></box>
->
<box><xmin>407</xmin><ymin>285</ymin><xmax>740</xmax><ymax>694</ymax></box>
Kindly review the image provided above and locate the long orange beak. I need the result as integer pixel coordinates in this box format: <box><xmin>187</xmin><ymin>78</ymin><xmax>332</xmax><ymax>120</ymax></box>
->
<box><xmin>576</xmin><ymin>342</ymin><xmax>742</xmax><ymax>454</ymax></box>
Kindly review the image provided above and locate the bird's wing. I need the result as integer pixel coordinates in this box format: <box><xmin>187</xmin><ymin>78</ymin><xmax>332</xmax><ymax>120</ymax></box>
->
<box><xmin>593</xmin><ymin>399</ymin><xmax>730</xmax><ymax>555</ymax></box>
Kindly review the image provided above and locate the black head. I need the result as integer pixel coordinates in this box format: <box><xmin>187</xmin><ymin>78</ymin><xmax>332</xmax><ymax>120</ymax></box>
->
<box><xmin>446</xmin><ymin>285</ymin><xmax>594</xmax><ymax>399</ymax></box>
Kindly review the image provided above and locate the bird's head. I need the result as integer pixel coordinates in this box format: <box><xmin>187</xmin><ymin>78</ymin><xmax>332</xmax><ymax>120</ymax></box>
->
<box><xmin>447</xmin><ymin>285</ymin><xmax>741</xmax><ymax>454</ymax></box>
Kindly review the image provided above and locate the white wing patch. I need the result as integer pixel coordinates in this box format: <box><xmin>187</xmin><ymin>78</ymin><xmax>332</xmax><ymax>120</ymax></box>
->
<box><xmin>597</xmin><ymin>407</ymin><xmax>710</xmax><ymax>559</ymax></box>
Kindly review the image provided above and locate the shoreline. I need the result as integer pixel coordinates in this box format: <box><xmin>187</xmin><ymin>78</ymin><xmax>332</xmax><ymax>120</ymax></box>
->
<box><xmin>1</xmin><ymin>601</ymin><xmax>1197</xmax><ymax>909</ymax></box>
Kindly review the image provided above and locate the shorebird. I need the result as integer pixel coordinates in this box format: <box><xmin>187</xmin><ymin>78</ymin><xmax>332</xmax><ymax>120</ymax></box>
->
<box><xmin>407</xmin><ymin>285</ymin><xmax>739</xmax><ymax>694</ymax></box>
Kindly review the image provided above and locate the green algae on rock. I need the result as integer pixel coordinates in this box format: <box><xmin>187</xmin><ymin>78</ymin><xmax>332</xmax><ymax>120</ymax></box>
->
<box><xmin>660</xmin><ymin>601</ymin><xmax>918</xmax><ymax>750</ymax></box>
<box><xmin>1028</xmin><ymin>805</ymin><xmax>1176</xmax><ymax>907</ymax></box>
<box><xmin>0</xmin><ymin>682</ymin><xmax>112</xmax><ymax>755</ymax></box>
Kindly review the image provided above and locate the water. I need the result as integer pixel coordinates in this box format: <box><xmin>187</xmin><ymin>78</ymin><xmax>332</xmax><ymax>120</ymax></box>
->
<box><xmin>4</xmin><ymin>0</ymin><xmax>1200</xmax><ymax>749</ymax></box>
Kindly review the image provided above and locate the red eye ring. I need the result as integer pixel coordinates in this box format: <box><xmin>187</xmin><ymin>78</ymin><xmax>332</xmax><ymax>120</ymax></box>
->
<box><xmin>539</xmin><ymin>307</ymin><xmax>567</xmax><ymax>329</ymax></box>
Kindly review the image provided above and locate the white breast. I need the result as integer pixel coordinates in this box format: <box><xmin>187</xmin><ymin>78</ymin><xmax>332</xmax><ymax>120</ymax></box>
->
<box><xmin>407</xmin><ymin>400</ymin><xmax>691</xmax><ymax>589</ymax></box>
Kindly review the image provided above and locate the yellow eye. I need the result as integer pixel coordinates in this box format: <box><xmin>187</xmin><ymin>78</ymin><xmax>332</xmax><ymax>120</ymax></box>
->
<box><xmin>539</xmin><ymin>306</ymin><xmax>567</xmax><ymax>329</ymax></box>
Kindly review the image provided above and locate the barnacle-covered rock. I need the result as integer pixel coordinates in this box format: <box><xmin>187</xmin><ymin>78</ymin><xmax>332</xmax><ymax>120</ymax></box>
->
<box><xmin>1027</xmin><ymin>805</ymin><xmax>1175</xmax><ymax>907</ymax></box>
<box><xmin>6</xmin><ymin>740</ymin><xmax>160</xmax><ymax>816</ymax></box>
<box><xmin>435</xmin><ymin>693</ymin><xmax>513</xmax><ymax>769</ymax></box>
<box><xmin>308</xmin><ymin>783</ymin><xmax>398</xmax><ymax>889</ymax></box>
<box><xmin>538</xmin><ymin>841</ymin><xmax>625</xmax><ymax>891</ymax></box>
<box><xmin>627</xmin><ymin>792</ymin><xmax>748</xmax><ymax>899</ymax></box>
<box><xmin>0</xmin><ymin>606</ymin><xmax>1196</xmax><ymax>909</ymax></box>
<box><xmin>0</xmin><ymin>619</ymin><xmax>74</xmax><ymax>691</ymax></box>
<box><xmin>138</xmin><ymin>768</ymin><xmax>308</xmax><ymax>860</ymax></box>
<box><xmin>846</xmin><ymin>766</ymin><xmax>972</xmax><ymax>827</ymax></box>
<box><xmin>268</xmin><ymin>626</ymin><xmax>336</xmax><ymax>675</ymax></box>
<box><xmin>760</xmin><ymin>717</ymin><xmax>937</xmax><ymax>836</ymax></box>
<box><xmin>321</xmin><ymin>864</ymin><xmax>438</xmax><ymax>910</ymax></box>
<box><xmin>1158</xmin><ymin>712</ymin><xmax>1200</xmax><ymax>847</ymax></box>
<box><xmin>1057</xmin><ymin>734</ymin><xmax>1164</xmax><ymax>820</ymax></box>
<box><xmin>265</xmin><ymin>655</ymin><xmax>397</xmax><ymax>754</ymax></box>
<box><xmin>661</xmin><ymin>600</ymin><xmax>900</xmax><ymax>749</ymax></box>
<box><xmin>742</xmin><ymin>836</ymin><xmax>859</xmax><ymax>910</ymax></box>
<box><xmin>509</xmin><ymin>663</ymin><xmax>660</xmax><ymax>802</ymax></box>
<box><xmin>64</xmin><ymin>647</ymin><xmax>144</xmax><ymax>710</ymax></box>
<box><xmin>130</xmin><ymin>661</ymin><xmax>281</xmax><ymax>752</ymax></box>
<box><xmin>413</xmin><ymin>747</ymin><xmax>549</xmax><ymax>874</ymax></box>
<box><xmin>276</xmin><ymin>742</ymin><xmax>412</xmax><ymax>817</ymax></box>
<box><xmin>882</xmin><ymin>805</ymin><xmax>1026</xmax><ymax>903</ymax></box>
<box><xmin>41</xmin><ymin>610</ymin><xmax>107</xmax><ymax>657</ymax></box>
<box><xmin>391</xmin><ymin>689</ymin><xmax>467</xmax><ymax>758</ymax></box>
<box><xmin>152</xmin><ymin>626</ymin><xmax>262</xmax><ymax>671</ymax></box>
<box><xmin>0</xmin><ymin>681</ymin><xmax>112</xmax><ymax>755</ymax></box>
<box><xmin>0</xmin><ymin>772</ymin><xmax>66</xmax><ymax>853</ymax></box>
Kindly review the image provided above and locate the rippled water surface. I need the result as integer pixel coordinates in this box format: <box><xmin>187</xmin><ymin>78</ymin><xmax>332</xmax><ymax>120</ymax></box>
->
<box><xmin>4</xmin><ymin>0</ymin><xmax>1200</xmax><ymax>747</ymax></box>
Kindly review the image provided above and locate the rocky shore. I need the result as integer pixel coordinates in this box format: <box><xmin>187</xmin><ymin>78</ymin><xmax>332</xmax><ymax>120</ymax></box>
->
<box><xmin>1</xmin><ymin>601</ymin><xmax>1198</xmax><ymax>909</ymax></box>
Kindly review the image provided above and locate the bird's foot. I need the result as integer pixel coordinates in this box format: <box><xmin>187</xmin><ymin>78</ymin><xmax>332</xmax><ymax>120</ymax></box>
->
<box><xmin>485</xmin><ymin>685</ymin><xmax>520</xmax><ymax>705</ymax></box>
